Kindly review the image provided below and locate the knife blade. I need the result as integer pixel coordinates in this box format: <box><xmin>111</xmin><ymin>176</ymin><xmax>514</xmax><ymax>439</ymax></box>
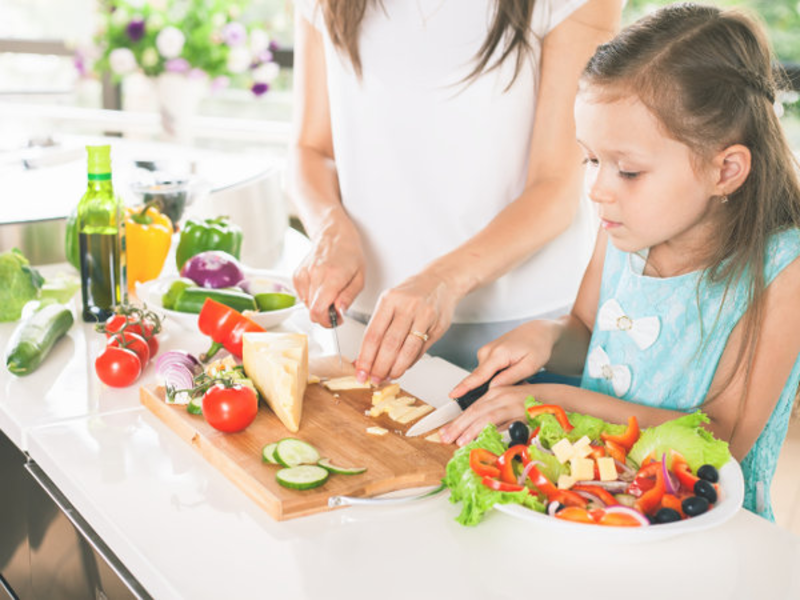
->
<box><xmin>328</xmin><ymin>304</ymin><xmax>343</xmax><ymax>369</ymax></box>
<box><xmin>405</xmin><ymin>371</ymin><xmax>501</xmax><ymax>437</ymax></box>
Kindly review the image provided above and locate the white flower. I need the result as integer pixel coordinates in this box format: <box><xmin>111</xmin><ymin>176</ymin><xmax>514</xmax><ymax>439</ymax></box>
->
<box><xmin>141</xmin><ymin>47</ymin><xmax>159</xmax><ymax>68</ymax></box>
<box><xmin>252</xmin><ymin>62</ymin><xmax>280</xmax><ymax>83</ymax></box>
<box><xmin>108</xmin><ymin>47</ymin><xmax>137</xmax><ymax>75</ymax></box>
<box><xmin>147</xmin><ymin>14</ymin><xmax>165</xmax><ymax>30</ymax></box>
<box><xmin>226</xmin><ymin>46</ymin><xmax>251</xmax><ymax>74</ymax></box>
<box><xmin>156</xmin><ymin>26</ymin><xmax>185</xmax><ymax>59</ymax></box>
<box><xmin>249</xmin><ymin>28</ymin><xmax>270</xmax><ymax>54</ymax></box>
<box><xmin>211</xmin><ymin>12</ymin><xmax>226</xmax><ymax>28</ymax></box>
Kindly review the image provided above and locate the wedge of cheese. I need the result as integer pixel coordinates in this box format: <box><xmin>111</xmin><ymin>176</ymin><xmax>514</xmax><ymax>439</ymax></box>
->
<box><xmin>242</xmin><ymin>332</ymin><xmax>309</xmax><ymax>433</ymax></box>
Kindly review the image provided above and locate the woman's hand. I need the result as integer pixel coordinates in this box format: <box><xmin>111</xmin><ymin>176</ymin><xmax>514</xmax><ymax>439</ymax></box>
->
<box><xmin>293</xmin><ymin>217</ymin><xmax>365</xmax><ymax>327</ymax></box>
<box><xmin>439</xmin><ymin>383</ymin><xmax>535</xmax><ymax>446</ymax></box>
<box><xmin>448</xmin><ymin>320</ymin><xmax>556</xmax><ymax>400</ymax></box>
<box><xmin>354</xmin><ymin>268</ymin><xmax>460</xmax><ymax>383</ymax></box>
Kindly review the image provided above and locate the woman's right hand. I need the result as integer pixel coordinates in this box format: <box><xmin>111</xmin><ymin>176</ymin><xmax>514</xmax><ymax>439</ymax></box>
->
<box><xmin>293</xmin><ymin>216</ymin><xmax>366</xmax><ymax>327</ymax></box>
<box><xmin>448</xmin><ymin>320</ymin><xmax>555</xmax><ymax>399</ymax></box>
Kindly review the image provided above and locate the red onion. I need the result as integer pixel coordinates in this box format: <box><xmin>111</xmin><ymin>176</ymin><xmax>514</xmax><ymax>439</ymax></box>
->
<box><xmin>180</xmin><ymin>251</ymin><xmax>245</xmax><ymax>289</ymax></box>
<box><xmin>614</xmin><ymin>459</ymin><xmax>637</xmax><ymax>481</ymax></box>
<box><xmin>155</xmin><ymin>350</ymin><xmax>201</xmax><ymax>375</ymax></box>
<box><xmin>517</xmin><ymin>460</ymin><xmax>544</xmax><ymax>486</ymax></box>
<box><xmin>531</xmin><ymin>437</ymin><xmax>553</xmax><ymax>455</ymax></box>
<box><xmin>575</xmin><ymin>490</ymin><xmax>606</xmax><ymax>507</ymax></box>
<box><xmin>572</xmin><ymin>480</ymin><xmax>629</xmax><ymax>493</ymax></box>
<box><xmin>661</xmin><ymin>453</ymin><xmax>678</xmax><ymax>495</ymax></box>
<box><xmin>547</xmin><ymin>501</ymin><xmax>561</xmax><ymax>517</ymax></box>
<box><xmin>603</xmin><ymin>505</ymin><xmax>650</xmax><ymax>527</ymax></box>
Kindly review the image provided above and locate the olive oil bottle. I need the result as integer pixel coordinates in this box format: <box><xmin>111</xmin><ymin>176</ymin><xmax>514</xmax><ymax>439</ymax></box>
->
<box><xmin>78</xmin><ymin>145</ymin><xmax>126</xmax><ymax>322</ymax></box>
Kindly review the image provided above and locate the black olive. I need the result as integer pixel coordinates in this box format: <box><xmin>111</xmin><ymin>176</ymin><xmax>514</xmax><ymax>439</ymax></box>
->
<box><xmin>682</xmin><ymin>495</ymin><xmax>710</xmax><ymax>517</ymax></box>
<box><xmin>508</xmin><ymin>421</ymin><xmax>530</xmax><ymax>447</ymax></box>
<box><xmin>694</xmin><ymin>479</ymin><xmax>718</xmax><ymax>504</ymax></box>
<box><xmin>697</xmin><ymin>464</ymin><xmax>719</xmax><ymax>483</ymax></box>
<box><xmin>653</xmin><ymin>508</ymin><xmax>682</xmax><ymax>524</ymax></box>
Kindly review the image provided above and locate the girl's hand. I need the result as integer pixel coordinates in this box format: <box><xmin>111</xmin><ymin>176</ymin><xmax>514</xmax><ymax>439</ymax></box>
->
<box><xmin>293</xmin><ymin>218</ymin><xmax>365</xmax><ymax>327</ymax></box>
<box><xmin>439</xmin><ymin>384</ymin><xmax>535</xmax><ymax>446</ymax></box>
<box><xmin>355</xmin><ymin>269</ymin><xmax>459</xmax><ymax>383</ymax></box>
<box><xmin>449</xmin><ymin>321</ymin><xmax>555</xmax><ymax>400</ymax></box>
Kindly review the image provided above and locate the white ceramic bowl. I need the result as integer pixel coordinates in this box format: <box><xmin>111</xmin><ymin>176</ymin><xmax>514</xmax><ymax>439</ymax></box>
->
<box><xmin>135</xmin><ymin>269</ymin><xmax>301</xmax><ymax>331</ymax></box>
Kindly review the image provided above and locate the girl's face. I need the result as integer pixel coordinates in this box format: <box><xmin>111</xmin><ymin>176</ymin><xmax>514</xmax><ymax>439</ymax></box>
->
<box><xmin>574</xmin><ymin>91</ymin><xmax>721</xmax><ymax>259</ymax></box>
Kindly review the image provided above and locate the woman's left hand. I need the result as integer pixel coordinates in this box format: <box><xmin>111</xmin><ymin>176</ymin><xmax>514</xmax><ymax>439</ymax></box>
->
<box><xmin>439</xmin><ymin>384</ymin><xmax>534</xmax><ymax>446</ymax></box>
<box><xmin>354</xmin><ymin>270</ymin><xmax>459</xmax><ymax>383</ymax></box>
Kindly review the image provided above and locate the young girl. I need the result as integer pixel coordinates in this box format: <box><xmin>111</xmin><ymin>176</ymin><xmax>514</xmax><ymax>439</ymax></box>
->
<box><xmin>440</xmin><ymin>3</ymin><xmax>800</xmax><ymax>521</ymax></box>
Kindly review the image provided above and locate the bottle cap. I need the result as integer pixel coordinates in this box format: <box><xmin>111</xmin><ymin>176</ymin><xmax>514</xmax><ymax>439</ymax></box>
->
<box><xmin>86</xmin><ymin>145</ymin><xmax>111</xmax><ymax>177</ymax></box>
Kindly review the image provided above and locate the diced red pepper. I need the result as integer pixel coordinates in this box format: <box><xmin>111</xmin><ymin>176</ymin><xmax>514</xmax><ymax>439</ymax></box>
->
<box><xmin>604</xmin><ymin>439</ymin><xmax>627</xmax><ymax>464</ymax></box>
<box><xmin>481</xmin><ymin>476</ymin><xmax>525</xmax><ymax>493</ymax></box>
<box><xmin>573</xmin><ymin>484</ymin><xmax>618</xmax><ymax>507</ymax></box>
<box><xmin>527</xmin><ymin>404</ymin><xmax>574</xmax><ymax>432</ymax></box>
<box><xmin>469</xmin><ymin>448</ymin><xmax>500</xmax><ymax>478</ymax></box>
<box><xmin>601</xmin><ymin>416</ymin><xmax>640</xmax><ymax>451</ymax></box>
<box><xmin>670</xmin><ymin>451</ymin><xmax>700</xmax><ymax>492</ymax></box>
<box><xmin>634</xmin><ymin>461</ymin><xmax>665</xmax><ymax>516</ymax></box>
<box><xmin>496</xmin><ymin>444</ymin><xmax>530</xmax><ymax>484</ymax></box>
<box><xmin>521</xmin><ymin>462</ymin><xmax>588</xmax><ymax>508</ymax></box>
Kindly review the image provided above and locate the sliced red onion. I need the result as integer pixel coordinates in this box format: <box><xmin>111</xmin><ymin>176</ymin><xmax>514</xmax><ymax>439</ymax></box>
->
<box><xmin>575</xmin><ymin>490</ymin><xmax>606</xmax><ymax>507</ymax></box>
<box><xmin>603</xmin><ymin>505</ymin><xmax>650</xmax><ymax>527</ymax></box>
<box><xmin>615</xmin><ymin>459</ymin><xmax>637</xmax><ymax>481</ymax></box>
<box><xmin>547</xmin><ymin>500</ymin><xmax>561</xmax><ymax>517</ymax></box>
<box><xmin>532</xmin><ymin>437</ymin><xmax>553</xmax><ymax>455</ymax></box>
<box><xmin>661</xmin><ymin>453</ymin><xmax>678</xmax><ymax>495</ymax></box>
<box><xmin>572</xmin><ymin>480</ymin><xmax>629</xmax><ymax>493</ymax></box>
<box><xmin>517</xmin><ymin>460</ymin><xmax>544</xmax><ymax>486</ymax></box>
<box><xmin>155</xmin><ymin>350</ymin><xmax>202</xmax><ymax>376</ymax></box>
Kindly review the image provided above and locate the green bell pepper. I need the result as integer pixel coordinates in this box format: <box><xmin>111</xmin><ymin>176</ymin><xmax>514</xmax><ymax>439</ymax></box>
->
<box><xmin>175</xmin><ymin>216</ymin><xmax>243</xmax><ymax>270</ymax></box>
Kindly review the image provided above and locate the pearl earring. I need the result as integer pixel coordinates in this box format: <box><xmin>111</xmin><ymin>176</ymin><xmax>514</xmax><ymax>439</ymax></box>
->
<box><xmin>720</xmin><ymin>195</ymin><xmax>729</xmax><ymax>204</ymax></box>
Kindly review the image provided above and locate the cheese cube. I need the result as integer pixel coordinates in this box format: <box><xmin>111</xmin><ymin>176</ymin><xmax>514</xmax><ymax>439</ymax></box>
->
<box><xmin>572</xmin><ymin>436</ymin><xmax>593</xmax><ymax>459</ymax></box>
<box><xmin>372</xmin><ymin>383</ymin><xmax>400</xmax><ymax>405</ymax></box>
<box><xmin>243</xmin><ymin>332</ymin><xmax>308</xmax><ymax>433</ymax></box>
<box><xmin>597</xmin><ymin>456</ymin><xmax>618</xmax><ymax>481</ymax></box>
<box><xmin>551</xmin><ymin>438</ymin><xmax>575</xmax><ymax>464</ymax></box>
<box><xmin>557</xmin><ymin>474</ymin><xmax>576</xmax><ymax>490</ymax></box>
<box><xmin>570</xmin><ymin>457</ymin><xmax>595</xmax><ymax>482</ymax></box>
<box><xmin>366</xmin><ymin>426</ymin><xmax>389</xmax><ymax>436</ymax></box>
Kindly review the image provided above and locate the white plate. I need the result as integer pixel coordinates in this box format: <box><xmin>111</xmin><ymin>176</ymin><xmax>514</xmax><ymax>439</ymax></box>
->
<box><xmin>494</xmin><ymin>460</ymin><xmax>744</xmax><ymax>543</ymax></box>
<box><xmin>135</xmin><ymin>269</ymin><xmax>301</xmax><ymax>331</ymax></box>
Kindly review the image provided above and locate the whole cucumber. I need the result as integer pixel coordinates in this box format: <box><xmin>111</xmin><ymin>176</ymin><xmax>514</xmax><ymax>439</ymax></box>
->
<box><xmin>172</xmin><ymin>287</ymin><xmax>256</xmax><ymax>314</ymax></box>
<box><xmin>6</xmin><ymin>303</ymin><xmax>74</xmax><ymax>375</ymax></box>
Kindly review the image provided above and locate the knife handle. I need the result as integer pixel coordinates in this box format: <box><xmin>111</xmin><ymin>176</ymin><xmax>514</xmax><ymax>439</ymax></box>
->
<box><xmin>454</xmin><ymin>370</ymin><xmax>505</xmax><ymax>411</ymax></box>
<box><xmin>328</xmin><ymin>304</ymin><xmax>338</xmax><ymax>328</ymax></box>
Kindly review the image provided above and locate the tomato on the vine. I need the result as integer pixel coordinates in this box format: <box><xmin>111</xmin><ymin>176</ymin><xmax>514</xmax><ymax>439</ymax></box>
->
<box><xmin>202</xmin><ymin>383</ymin><xmax>258</xmax><ymax>433</ymax></box>
<box><xmin>95</xmin><ymin>346</ymin><xmax>142</xmax><ymax>388</ymax></box>
<box><xmin>103</xmin><ymin>313</ymin><xmax>159</xmax><ymax>357</ymax></box>
<box><xmin>107</xmin><ymin>331</ymin><xmax>150</xmax><ymax>368</ymax></box>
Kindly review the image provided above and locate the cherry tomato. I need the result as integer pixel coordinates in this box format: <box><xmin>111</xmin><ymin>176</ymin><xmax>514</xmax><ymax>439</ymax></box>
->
<box><xmin>95</xmin><ymin>346</ymin><xmax>142</xmax><ymax>388</ymax></box>
<box><xmin>104</xmin><ymin>314</ymin><xmax>159</xmax><ymax>357</ymax></box>
<box><xmin>107</xmin><ymin>331</ymin><xmax>150</xmax><ymax>368</ymax></box>
<box><xmin>202</xmin><ymin>383</ymin><xmax>258</xmax><ymax>433</ymax></box>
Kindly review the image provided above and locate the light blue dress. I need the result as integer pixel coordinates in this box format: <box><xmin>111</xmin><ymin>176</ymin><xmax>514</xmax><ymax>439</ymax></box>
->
<box><xmin>580</xmin><ymin>229</ymin><xmax>800</xmax><ymax>520</ymax></box>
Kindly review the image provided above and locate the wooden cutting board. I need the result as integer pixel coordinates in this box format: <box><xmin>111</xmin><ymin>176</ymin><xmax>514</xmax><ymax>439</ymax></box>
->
<box><xmin>139</xmin><ymin>356</ymin><xmax>456</xmax><ymax>520</ymax></box>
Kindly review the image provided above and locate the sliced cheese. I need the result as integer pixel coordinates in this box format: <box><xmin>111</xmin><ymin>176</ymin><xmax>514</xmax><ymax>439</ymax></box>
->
<box><xmin>597</xmin><ymin>456</ymin><xmax>618</xmax><ymax>482</ymax></box>
<box><xmin>372</xmin><ymin>383</ymin><xmax>400</xmax><ymax>405</ymax></box>
<box><xmin>242</xmin><ymin>332</ymin><xmax>309</xmax><ymax>433</ymax></box>
<box><xmin>366</xmin><ymin>426</ymin><xmax>389</xmax><ymax>436</ymax></box>
<box><xmin>551</xmin><ymin>438</ymin><xmax>575</xmax><ymax>464</ymax></box>
<box><xmin>388</xmin><ymin>404</ymin><xmax>415</xmax><ymax>422</ymax></box>
<box><xmin>369</xmin><ymin>395</ymin><xmax>415</xmax><ymax>417</ymax></box>
<box><xmin>394</xmin><ymin>403</ymin><xmax>434</xmax><ymax>425</ymax></box>
<box><xmin>570</xmin><ymin>457</ymin><xmax>595</xmax><ymax>482</ymax></box>
<box><xmin>323</xmin><ymin>376</ymin><xmax>373</xmax><ymax>391</ymax></box>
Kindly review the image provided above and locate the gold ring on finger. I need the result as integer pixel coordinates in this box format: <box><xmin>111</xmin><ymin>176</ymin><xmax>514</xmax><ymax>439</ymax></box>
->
<box><xmin>409</xmin><ymin>330</ymin><xmax>429</xmax><ymax>343</ymax></box>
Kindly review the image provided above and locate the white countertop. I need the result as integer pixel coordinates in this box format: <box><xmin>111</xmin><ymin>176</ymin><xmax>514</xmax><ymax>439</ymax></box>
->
<box><xmin>3</xmin><ymin>257</ymin><xmax>800</xmax><ymax>599</ymax></box>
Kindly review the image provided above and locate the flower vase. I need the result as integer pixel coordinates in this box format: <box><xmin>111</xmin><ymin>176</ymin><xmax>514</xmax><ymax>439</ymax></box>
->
<box><xmin>154</xmin><ymin>73</ymin><xmax>207</xmax><ymax>143</ymax></box>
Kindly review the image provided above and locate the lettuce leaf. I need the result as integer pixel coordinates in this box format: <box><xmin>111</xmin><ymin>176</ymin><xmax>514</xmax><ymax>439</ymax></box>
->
<box><xmin>628</xmin><ymin>411</ymin><xmax>730</xmax><ymax>471</ymax></box>
<box><xmin>524</xmin><ymin>397</ymin><xmax>626</xmax><ymax>448</ymax></box>
<box><xmin>442</xmin><ymin>424</ymin><xmax>545</xmax><ymax>526</ymax></box>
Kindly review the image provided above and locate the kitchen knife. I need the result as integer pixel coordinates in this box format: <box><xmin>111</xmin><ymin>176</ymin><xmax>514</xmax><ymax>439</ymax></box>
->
<box><xmin>405</xmin><ymin>371</ymin><xmax>502</xmax><ymax>437</ymax></box>
<box><xmin>328</xmin><ymin>304</ymin><xmax>343</xmax><ymax>369</ymax></box>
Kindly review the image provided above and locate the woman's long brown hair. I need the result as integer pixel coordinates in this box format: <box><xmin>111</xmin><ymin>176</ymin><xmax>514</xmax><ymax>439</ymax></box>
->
<box><xmin>317</xmin><ymin>0</ymin><xmax>536</xmax><ymax>85</ymax></box>
<box><xmin>580</xmin><ymin>4</ymin><xmax>800</xmax><ymax>421</ymax></box>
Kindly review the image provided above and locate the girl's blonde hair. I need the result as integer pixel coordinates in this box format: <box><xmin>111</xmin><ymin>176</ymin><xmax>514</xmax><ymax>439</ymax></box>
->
<box><xmin>580</xmin><ymin>3</ymin><xmax>800</xmax><ymax>408</ymax></box>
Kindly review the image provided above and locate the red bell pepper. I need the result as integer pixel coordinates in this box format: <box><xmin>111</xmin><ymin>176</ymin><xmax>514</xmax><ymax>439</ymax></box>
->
<box><xmin>527</xmin><ymin>404</ymin><xmax>573</xmax><ymax>432</ymax></box>
<box><xmin>496</xmin><ymin>444</ymin><xmax>530</xmax><ymax>485</ymax></box>
<box><xmin>670</xmin><ymin>451</ymin><xmax>700</xmax><ymax>492</ymax></box>
<box><xmin>522</xmin><ymin>463</ymin><xmax>587</xmax><ymax>507</ymax></box>
<box><xmin>660</xmin><ymin>493</ymin><xmax>685</xmax><ymax>519</ymax></box>
<box><xmin>527</xmin><ymin>426</ymin><xmax>541</xmax><ymax>444</ymax></box>
<box><xmin>597</xmin><ymin>511</ymin><xmax>644</xmax><ymax>527</ymax></box>
<box><xmin>573</xmin><ymin>484</ymin><xmax>618</xmax><ymax>507</ymax></box>
<box><xmin>469</xmin><ymin>448</ymin><xmax>501</xmax><ymax>478</ymax></box>
<box><xmin>554</xmin><ymin>506</ymin><xmax>596</xmax><ymax>524</ymax></box>
<box><xmin>604</xmin><ymin>439</ymin><xmax>627</xmax><ymax>464</ymax></box>
<box><xmin>601</xmin><ymin>415</ymin><xmax>640</xmax><ymax>451</ymax></box>
<box><xmin>481</xmin><ymin>476</ymin><xmax>525</xmax><ymax>493</ymax></box>
<box><xmin>634</xmin><ymin>461</ymin><xmax>665</xmax><ymax>516</ymax></box>
<box><xmin>198</xmin><ymin>298</ymin><xmax>265</xmax><ymax>360</ymax></box>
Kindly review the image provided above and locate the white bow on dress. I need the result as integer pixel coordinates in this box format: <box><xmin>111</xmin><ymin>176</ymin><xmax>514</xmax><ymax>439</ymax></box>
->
<box><xmin>597</xmin><ymin>299</ymin><xmax>660</xmax><ymax>350</ymax></box>
<box><xmin>587</xmin><ymin>346</ymin><xmax>631</xmax><ymax>397</ymax></box>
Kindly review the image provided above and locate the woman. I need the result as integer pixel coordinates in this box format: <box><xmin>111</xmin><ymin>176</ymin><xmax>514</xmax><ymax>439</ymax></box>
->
<box><xmin>289</xmin><ymin>0</ymin><xmax>622</xmax><ymax>382</ymax></box>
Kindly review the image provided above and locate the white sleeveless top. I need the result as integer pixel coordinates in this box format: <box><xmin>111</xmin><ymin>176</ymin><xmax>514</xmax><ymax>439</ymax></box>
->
<box><xmin>297</xmin><ymin>0</ymin><xmax>595</xmax><ymax>323</ymax></box>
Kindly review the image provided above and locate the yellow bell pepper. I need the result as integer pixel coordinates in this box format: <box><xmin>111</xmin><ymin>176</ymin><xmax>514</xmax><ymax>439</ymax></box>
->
<box><xmin>125</xmin><ymin>204</ymin><xmax>173</xmax><ymax>290</ymax></box>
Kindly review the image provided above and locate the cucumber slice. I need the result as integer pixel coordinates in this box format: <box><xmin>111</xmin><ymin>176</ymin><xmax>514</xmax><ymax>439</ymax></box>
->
<box><xmin>262</xmin><ymin>442</ymin><xmax>279</xmax><ymax>464</ymax></box>
<box><xmin>276</xmin><ymin>465</ymin><xmax>329</xmax><ymax>490</ymax></box>
<box><xmin>275</xmin><ymin>438</ymin><xmax>321</xmax><ymax>468</ymax></box>
<box><xmin>187</xmin><ymin>395</ymin><xmax>203</xmax><ymax>415</ymax></box>
<box><xmin>318</xmin><ymin>457</ymin><xmax>367</xmax><ymax>475</ymax></box>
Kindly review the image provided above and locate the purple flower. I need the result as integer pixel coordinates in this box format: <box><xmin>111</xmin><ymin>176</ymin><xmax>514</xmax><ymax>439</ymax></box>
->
<box><xmin>189</xmin><ymin>68</ymin><xmax>207</xmax><ymax>80</ymax></box>
<box><xmin>256</xmin><ymin>50</ymin><xmax>273</xmax><ymax>65</ymax></box>
<box><xmin>126</xmin><ymin>19</ymin><xmax>146</xmax><ymax>42</ymax></box>
<box><xmin>222</xmin><ymin>22</ymin><xmax>247</xmax><ymax>46</ymax></box>
<box><xmin>251</xmin><ymin>82</ymin><xmax>269</xmax><ymax>96</ymax></box>
<box><xmin>268</xmin><ymin>40</ymin><xmax>280</xmax><ymax>52</ymax></box>
<box><xmin>165</xmin><ymin>58</ymin><xmax>190</xmax><ymax>73</ymax></box>
<box><xmin>74</xmin><ymin>50</ymin><xmax>87</xmax><ymax>76</ymax></box>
